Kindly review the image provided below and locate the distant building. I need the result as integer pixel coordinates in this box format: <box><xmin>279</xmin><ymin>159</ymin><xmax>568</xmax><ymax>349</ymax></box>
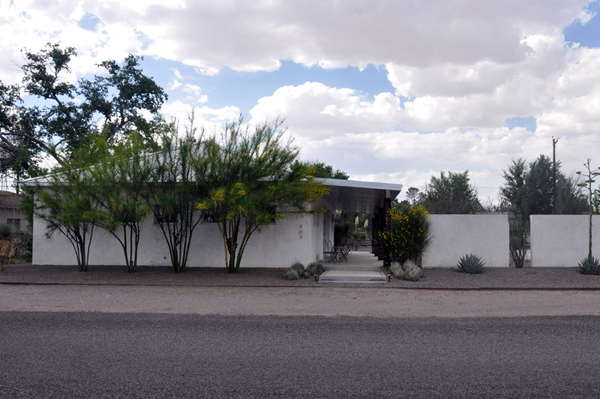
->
<box><xmin>0</xmin><ymin>191</ymin><xmax>25</xmax><ymax>230</ymax></box>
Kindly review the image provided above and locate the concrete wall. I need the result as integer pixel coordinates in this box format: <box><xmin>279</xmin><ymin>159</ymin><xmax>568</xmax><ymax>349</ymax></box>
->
<box><xmin>530</xmin><ymin>215</ymin><xmax>600</xmax><ymax>267</ymax></box>
<box><xmin>33</xmin><ymin>211</ymin><xmax>324</xmax><ymax>268</ymax></box>
<box><xmin>422</xmin><ymin>214</ymin><xmax>509</xmax><ymax>267</ymax></box>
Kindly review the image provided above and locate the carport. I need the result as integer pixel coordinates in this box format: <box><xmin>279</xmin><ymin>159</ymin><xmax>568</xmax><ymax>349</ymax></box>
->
<box><xmin>317</xmin><ymin>178</ymin><xmax>403</xmax><ymax>256</ymax></box>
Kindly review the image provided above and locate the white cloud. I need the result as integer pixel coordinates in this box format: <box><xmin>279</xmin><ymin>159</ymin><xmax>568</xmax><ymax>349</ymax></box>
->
<box><xmin>3</xmin><ymin>0</ymin><xmax>600</xmax><ymax>201</ymax></box>
<box><xmin>1</xmin><ymin>0</ymin><xmax>581</xmax><ymax>73</ymax></box>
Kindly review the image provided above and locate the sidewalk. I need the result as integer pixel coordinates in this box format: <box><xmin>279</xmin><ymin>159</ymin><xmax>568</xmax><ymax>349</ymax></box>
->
<box><xmin>2</xmin><ymin>262</ymin><xmax>600</xmax><ymax>290</ymax></box>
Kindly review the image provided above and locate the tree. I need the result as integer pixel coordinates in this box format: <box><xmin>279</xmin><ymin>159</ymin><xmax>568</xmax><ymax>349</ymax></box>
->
<box><xmin>28</xmin><ymin>156</ymin><xmax>103</xmax><ymax>272</ymax></box>
<box><xmin>501</xmin><ymin>155</ymin><xmax>586</xmax><ymax>218</ymax></box>
<box><xmin>143</xmin><ymin>118</ymin><xmax>210</xmax><ymax>273</ymax></box>
<box><xmin>406</xmin><ymin>187</ymin><xmax>420</xmax><ymax>206</ymax></box>
<box><xmin>292</xmin><ymin>160</ymin><xmax>349</xmax><ymax>179</ymax></box>
<box><xmin>500</xmin><ymin>159</ymin><xmax>527</xmax><ymax>217</ymax></box>
<box><xmin>525</xmin><ymin>155</ymin><xmax>554</xmax><ymax>216</ymax></box>
<box><xmin>88</xmin><ymin>134</ymin><xmax>152</xmax><ymax>273</ymax></box>
<box><xmin>500</xmin><ymin>155</ymin><xmax>586</xmax><ymax>268</ymax></box>
<box><xmin>0</xmin><ymin>43</ymin><xmax>167</xmax><ymax>175</ymax></box>
<box><xmin>421</xmin><ymin>171</ymin><xmax>480</xmax><ymax>214</ymax></box>
<box><xmin>198</xmin><ymin>117</ymin><xmax>328</xmax><ymax>273</ymax></box>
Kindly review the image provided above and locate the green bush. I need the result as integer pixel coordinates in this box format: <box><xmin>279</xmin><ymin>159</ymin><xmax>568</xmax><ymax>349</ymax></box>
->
<box><xmin>13</xmin><ymin>230</ymin><xmax>33</xmax><ymax>261</ymax></box>
<box><xmin>457</xmin><ymin>254</ymin><xmax>485</xmax><ymax>274</ymax></box>
<box><xmin>390</xmin><ymin>260</ymin><xmax>425</xmax><ymax>281</ymax></box>
<box><xmin>283</xmin><ymin>261</ymin><xmax>325</xmax><ymax>280</ymax></box>
<box><xmin>377</xmin><ymin>205</ymin><xmax>430</xmax><ymax>266</ymax></box>
<box><xmin>0</xmin><ymin>224</ymin><xmax>13</xmax><ymax>239</ymax></box>
<box><xmin>578</xmin><ymin>255</ymin><xmax>600</xmax><ymax>275</ymax></box>
<box><xmin>283</xmin><ymin>268</ymin><xmax>300</xmax><ymax>280</ymax></box>
<box><xmin>306</xmin><ymin>262</ymin><xmax>326</xmax><ymax>275</ymax></box>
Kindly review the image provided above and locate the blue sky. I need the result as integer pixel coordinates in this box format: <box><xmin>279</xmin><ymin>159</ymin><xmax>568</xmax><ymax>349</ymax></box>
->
<box><xmin>2</xmin><ymin>0</ymin><xmax>600</xmax><ymax>201</ymax></box>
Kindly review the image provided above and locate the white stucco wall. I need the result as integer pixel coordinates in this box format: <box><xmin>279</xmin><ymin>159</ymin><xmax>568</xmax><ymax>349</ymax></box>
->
<box><xmin>422</xmin><ymin>214</ymin><xmax>509</xmax><ymax>267</ymax></box>
<box><xmin>33</xmin><ymin>212</ymin><xmax>324</xmax><ymax>268</ymax></box>
<box><xmin>530</xmin><ymin>215</ymin><xmax>600</xmax><ymax>267</ymax></box>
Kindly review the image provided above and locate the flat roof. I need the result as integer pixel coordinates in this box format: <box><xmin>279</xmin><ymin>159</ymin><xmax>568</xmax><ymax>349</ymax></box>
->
<box><xmin>316</xmin><ymin>178</ymin><xmax>403</xmax><ymax>214</ymax></box>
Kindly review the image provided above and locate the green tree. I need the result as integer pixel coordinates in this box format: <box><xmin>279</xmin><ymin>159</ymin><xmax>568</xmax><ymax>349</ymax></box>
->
<box><xmin>88</xmin><ymin>134</ymin><xmax>152</xmax><ymax>273</ymax></box>
<box><xmin>500</xmin><ymin>156</ymin><xmax>586</xmax><ymax>268</ymax></box>
<box><xmin>501</xmin><ymin>155</ymin><xmax>586</xmax><ymax>218</ymax></box>
<box><xmin>421</xmin><ymin>171</ymin><xmax>480</xmax><ymax>214</ymax></box>
<box><xmin>0</xmin><ymin>43</ymin><xmax>167</xmax><ymax>173</ymax></box>
<box><xmin>406</xmin><ymin>187</ymin><xmax>420</xmax><ymax>206</ymax></box>
<box><xmin>198</xmin><ymin>117</ymin><xmax>329</xmax><ymax>274</ymax></box>
<box><xmin>525</xmin><ymin>155</ymin><xmax>554</xmax><ymax>215</ymax></box>
<box><xmin>292</xmin><ymin>160</ymin><xmax>349</xmax><ymax>179</ymax></box>
<box><xmin>28</xmin><ymin>156</ymin><xmax>103</xmax><ymax>271</ymax></box>
<box><xmin>142</xmin><ymin>117</ymin><xmax>210</xmax><ymax>273</ymax></box>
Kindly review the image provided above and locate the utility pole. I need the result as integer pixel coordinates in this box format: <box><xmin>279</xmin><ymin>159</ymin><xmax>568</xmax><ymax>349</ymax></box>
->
<box><xmin>553</xmin><ymin>137</ymin><xmax>559</xmax><ymax>214</ymax></box>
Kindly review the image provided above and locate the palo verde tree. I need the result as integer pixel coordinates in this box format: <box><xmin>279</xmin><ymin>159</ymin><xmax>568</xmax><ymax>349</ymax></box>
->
<box><xmin>88</xmin><ymin>133</ymin><xmax>152</xmax><ymax>273</ymax></box>
<box><xmin>0</xmin><ymin>43</ymin><xmax>167</xmax><ymax>176</ymax></box>
<box><xmin>143</xmin><ymin>116</ymin><xmax>209</xmax><ymax>273</ymax></box>
<box><xmin>27</xmin><ymin>154</ymin><xmax>103</xmax><ymax>272</ymax></box>
<box><xmin>198</xmin><ymin>117</ymin><xmax>328</xmax><ymax>274</ymax></box>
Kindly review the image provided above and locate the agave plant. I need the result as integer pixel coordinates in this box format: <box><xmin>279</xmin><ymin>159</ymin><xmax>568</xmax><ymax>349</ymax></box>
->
<box><xmin>578</xmin><ymin>255</ymin><xmax>600</xmax><ymax>275</ymax></box>
<box><xmin>457</xmin><ymin>254</ymin><xmax>485</xmax><ymax>274</ymax></box>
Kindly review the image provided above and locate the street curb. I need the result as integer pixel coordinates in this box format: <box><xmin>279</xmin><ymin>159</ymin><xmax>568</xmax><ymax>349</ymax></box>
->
<box><xmin>3</xmin><ymin>281</ymin><xmax>600</xmax><ymax>291</ymax></box>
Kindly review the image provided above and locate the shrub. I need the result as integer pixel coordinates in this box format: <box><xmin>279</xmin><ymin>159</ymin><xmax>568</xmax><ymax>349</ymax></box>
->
<box><xmin>457</xmin><ymin>254</ymin><xmax>485</xmax><ymax>274</ymax></box>
<box><xmin>306</xmin><ymin>262</ymin><xmax>326</xmax><ymax>275</ymax></box>
<box><xmin>283</xmin><ymin>261</ymin><xmax>326</xmax><ymax>280</ymax></box>
<box><xmin>390</xmin><ymin>260</ymin><xmax>425</xmax><ymax>281</ymax></box>
<box><xmin>13</xmin><ymin>230</ymin><xmax>33</xmax><ymax>261</ymax></box>
<box><xmin>578</xmin><ymin>255</ymin><xmax>600</xmax><ymax>275</ymax></box>
<box><xmin>509</xmin><ymin>218</ymin><xmax>527</xmax><ymax>268</ymax></box>
<box><xmin>377</xmin><ymin>205</ymin><xmax>430</xmax><ymax>266</ymax></box>
<box><xmin>0</xmin><ymin>224</ymin><xmax>13</xmax><ymax>239</ymax></box>
<box><xmin>290</xmin><ymin>261</ymin><xmax>304</xmax><ymax>274</ymax></box>
<box><xmin>283</xmin><ymin>268</ymin><xmax>300</xmax><ymax>280</ymax></box>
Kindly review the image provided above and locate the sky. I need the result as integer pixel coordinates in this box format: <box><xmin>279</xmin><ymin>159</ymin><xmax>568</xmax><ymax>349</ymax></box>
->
<box><xmin>2</xmin><ymin>0</ymin><xmax>600</xmax><ymax>203</ymax></box>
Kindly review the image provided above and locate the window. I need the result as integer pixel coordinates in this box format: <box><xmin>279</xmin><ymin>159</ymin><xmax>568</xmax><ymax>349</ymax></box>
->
<box><xmin>7</xmin><ymin>218</ymin><xmax>20</xmax><ymax>230</ymax></box>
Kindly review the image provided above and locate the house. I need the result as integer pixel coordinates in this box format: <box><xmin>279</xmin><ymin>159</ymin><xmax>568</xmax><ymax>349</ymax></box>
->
<box><xmin>28</xmin><ymin>178</ymin><xmax>402</xmax><ymax>267</ymax></box>
<box><xmin>0</xmin><ymin>191</ymin><xmax>25</xmax><ymax>231</ymax></box>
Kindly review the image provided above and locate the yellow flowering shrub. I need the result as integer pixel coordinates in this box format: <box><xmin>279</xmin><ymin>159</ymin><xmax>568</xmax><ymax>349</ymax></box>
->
<box><xmin>377</xmin><ymin>204</ymin><xmax>431</xmax><ymax>265</ymax></box>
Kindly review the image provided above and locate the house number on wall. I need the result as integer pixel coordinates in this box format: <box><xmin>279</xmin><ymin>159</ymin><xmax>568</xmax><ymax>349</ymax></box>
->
<box><xmin>299</xmin><ymin>225</ymin><xmax>302</xmax><ymax>239</ymax></box>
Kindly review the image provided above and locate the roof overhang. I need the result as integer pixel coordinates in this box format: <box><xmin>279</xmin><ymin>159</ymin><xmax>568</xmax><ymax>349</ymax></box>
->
<box><xmin>316</xmin><ymin>178</ymin><xmax>403</xmax><ymax>215</ymax></box>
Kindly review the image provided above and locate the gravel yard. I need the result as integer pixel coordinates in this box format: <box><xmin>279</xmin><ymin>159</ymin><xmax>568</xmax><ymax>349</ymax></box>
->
<box><xmin>2</xmin><ymin>262</ymin><xmax>600</xmax><ymax>290</ymax></box>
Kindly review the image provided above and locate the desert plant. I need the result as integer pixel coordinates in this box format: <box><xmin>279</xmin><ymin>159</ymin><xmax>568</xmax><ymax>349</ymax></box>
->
<box><xmin>390</xmin><ymin>260</ymin><xmax>425</xmax><ymax>281</ymax></box>
<box><xmin>377</xmin><ymin>205</ymin><xmax>431</xmax><ymax>266</ymax></box>
<box><xmin>284</xmin><ymin>261</ymin><xmax>325</xmax><ymax>280</ymax></box>
<box><xmin>509</xmin><ymin>218</ymin><xmax>528</xmax><ymax>268</ymax></box>
<box><xmin>283</xmin><ymin>268</ymin><xmax>300</xmax><ymax>280</ymax></box>
<box><xmin>306</xmin><ymin>262</ymin><xmax>326</xmax><ymax>275</ymax></box>
<box><xmin>12</xmin><ymin>230</ymin><xmax>32</xmax><ymax>261</ymax></box>
<box><xmin>457</xmin><ymin>254</ymin><xmax>485</xmax><ymax>274</ymax></box>
<box><xmin>578</xmin><ymin>255</ymin><xmax>600</xmax><ymax>275</ymax></box>
<box><xmin>576</xmin><ymin>159</ymin><xmax>600</xmax><ymax>271</ymax></box>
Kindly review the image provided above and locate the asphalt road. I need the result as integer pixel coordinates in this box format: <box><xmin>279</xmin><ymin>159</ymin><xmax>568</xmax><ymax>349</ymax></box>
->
<box><xmin>2</xmin><ymin>312</ymin><xmax>600</xmax><ymax>398</ymax></box>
